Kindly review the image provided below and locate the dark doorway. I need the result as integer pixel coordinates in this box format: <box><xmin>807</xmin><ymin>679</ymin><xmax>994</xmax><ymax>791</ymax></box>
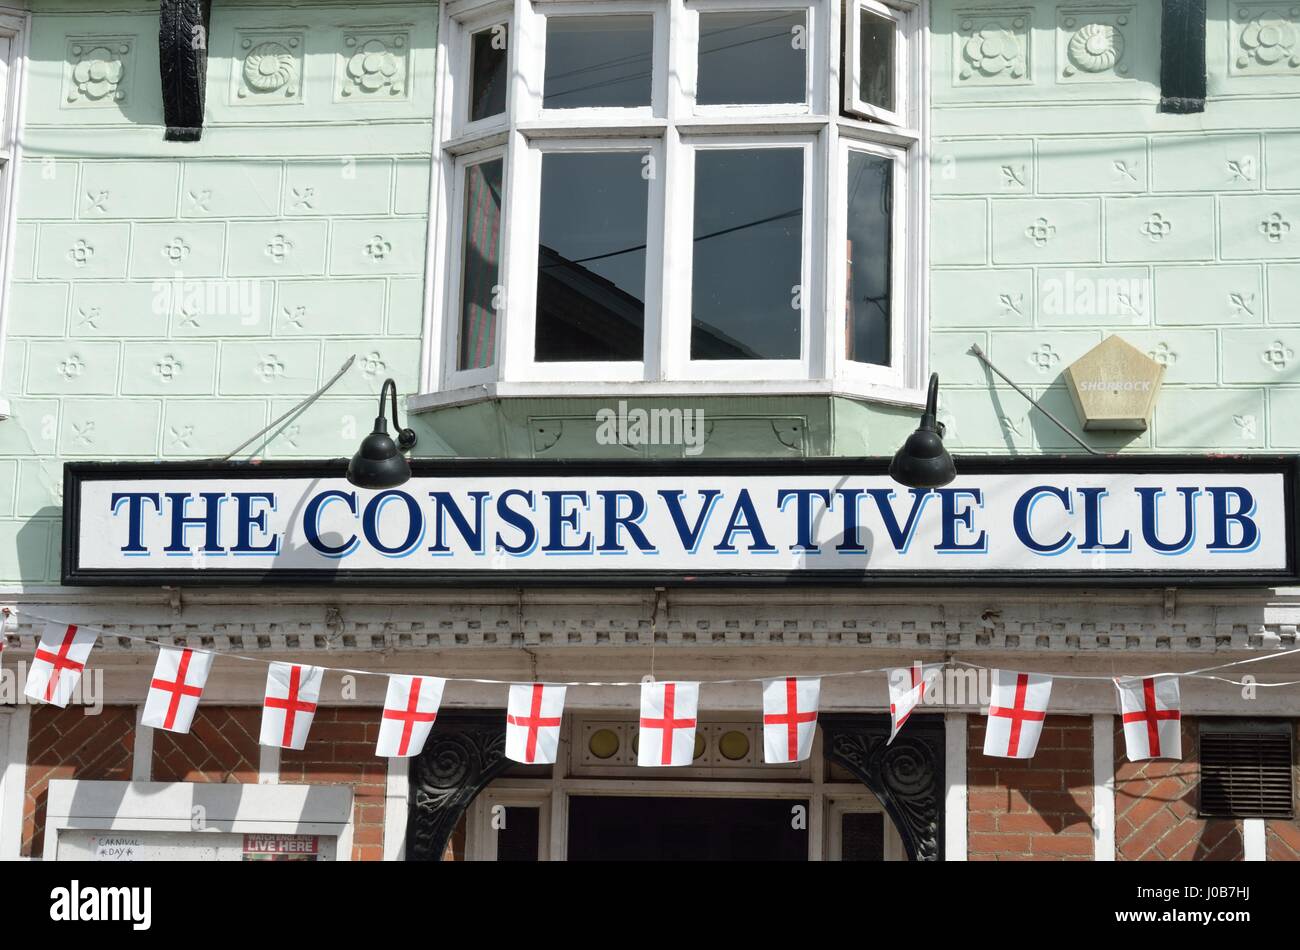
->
<box><xmin>567</xmin><ymin>796</ymin><xmax>808</xmax><ymax>860</ymax></box>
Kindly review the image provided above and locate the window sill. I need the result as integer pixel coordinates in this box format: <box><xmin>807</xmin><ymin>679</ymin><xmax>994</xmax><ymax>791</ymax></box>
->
<box><xmin>408</xmin><ymin>379</ymin><xmax>927</xmax><ymax>413</ymax></box>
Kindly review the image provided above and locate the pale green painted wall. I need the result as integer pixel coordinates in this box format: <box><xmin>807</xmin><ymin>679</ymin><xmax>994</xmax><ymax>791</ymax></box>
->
<box><xmin>927</xmin><ymin>0</ymin><xmax>1300</xmax><ymax>454</ymax></box>
<box><xmin>1</xmin><ymin>0</ymin><xmax>1299</xmax><ymax>584</ymax></box>
<box><xmin>0</xmin><ymin>0</ymin><xmax>437</xmax><ymax>583</ymax></box>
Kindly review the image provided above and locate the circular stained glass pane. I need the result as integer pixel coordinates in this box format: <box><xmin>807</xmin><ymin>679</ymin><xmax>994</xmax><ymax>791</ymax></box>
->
<box><xmin>693</xmin><ymin>733</ymin><xmax>707</xmax><ymax>759</ymax></box>
<box><xmin>718</xmin><ymin>730</ymin><xmax>750</xmax><ymax>760</ymax></box>
<box><xmin>588</xmin><ymin>728</ymin><xmax>620</xmax><ymax>759</ymax></box>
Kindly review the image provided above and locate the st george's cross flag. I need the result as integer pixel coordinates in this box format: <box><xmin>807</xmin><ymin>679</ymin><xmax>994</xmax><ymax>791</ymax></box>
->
<box><xmin>639</xmin><ymin>681</ymin><xmax>700</xmax><ymax>767</ymax></box>
<box><xmin>260</xmin><ymin>662</ymin><xmax>323</xmax><ymax>750</ymax></box>
<box><xmin>1116</xmin><ymin>676</ymin><xmax>1182</xmax><ymax>761</ymax></box>
<box><xmin>377</xmin><ymin>675</ymin><xmax>445</xmax><ymax>757</ymax></box>
<box><xmin>888</xmin><ymin>663</ymin><xmax>944</xmax><ymax>744</ymax></box>
<box><xmin>506</xmin><ymin>683</ymin><xmax>566</xmax><ymax>764</ymax></box>
<box><xmin>984</xmin><ymin>670</ymin><xmax>1053</xmax><ymax>759</ymax></box>
<box><xmin>142</xmin><ymin>647</ymin><xmax>214</xmax><ymax>733</ymax></box>
<box><xmin>762</xmin><ymin>677</ymin><xmax>820</xmax><ymax>763</ymax></box>
<box><xmin>25</xmin><ymin>623</ymin><xmax>97</xmax><ymax>708</ymax></box>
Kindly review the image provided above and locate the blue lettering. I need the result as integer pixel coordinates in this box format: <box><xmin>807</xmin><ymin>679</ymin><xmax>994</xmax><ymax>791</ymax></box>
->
<box><xmin>1077</xmin><ymin>487</ymin><xmax>1130</xmax><ymax>553</ymax></box>
<box><xmin>866</xmin><ymin>488</ymin><xmax>933</xmax><ymax>553</ymax></box>
<box><xmin>1136</xmin><ymin>487</ymin><xmax>1201</xmax><ymax>555</ymax></box>
<box><xmin>1012</xmin><ymin>486</ymin><xmax>1074</xmax><ymax>555</ymax></box>
<box><xmin>232</xmin><ymin>492</ymin><xmax>278</xmax><ymax>555</ymax></box>
<box><xmin>496</xmin><ymin>490</ymin><xmax>537</xmax><ymax>556</ymax></box>
<box><xmin>714</xmin><ymin>490</ymin><xmax>776</xmax><ymax>554</ymax></box>
<box><xmin>303</xmin><ymin>490</ymin><xmax>358</xmax><ymax>558</ymax></box>
<box><xmin>362</xmin><ymin>491</ymin><xmax>424</xmax><ymax>557</ymax></box>
<box><xmin>658</xmin><ymin>490</ymin><xmax>722</xmax><ymax>554</ymax></box>
<box><xmin>597</xmin><ymin>490</ymin><xmax>655</xmax><ymax>554</ymax></box>
<box><xmin>777</xmin><ymin>489</ymin><xmax>832</xmax><ymax>554</ymax></box>
<box><xmin>163</xmin><ymin>492</ymin><xmax>227</xmax><ymax>555</ymax></box>
<box><xmin>1207</xmin><ymin>486</ymin><xmax>1259</xmax><ymax>553</ymax></box>
<box><xmin>935</xmin><ymin>488</ymin><xmax>987</xmax><ymax>553</ymax></box>
<box><xmin>428</xmin><ymin>491</ymin><xmax>490</xmax><ymax>555</ymax></box>
<box><xmin>542</xmin><ymin>491</ymin><xmax>592</xmax><ymax>554</ymax></box>
<box><xmin>110</xmin><ymin>492</ymin><xmax>161</xmax><ymax>555</ymax></box>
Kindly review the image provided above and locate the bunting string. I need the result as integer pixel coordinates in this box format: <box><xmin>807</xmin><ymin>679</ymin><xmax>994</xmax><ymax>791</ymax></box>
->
<box><xmin>5</xmin><ymin>604</ymin><xmax>1300</xmax><ymax>764</ymax></box>
<box><xmin>5</xmin><ymin>604</ymin><xmax>1300</xmax><ymax>688</ymax></box>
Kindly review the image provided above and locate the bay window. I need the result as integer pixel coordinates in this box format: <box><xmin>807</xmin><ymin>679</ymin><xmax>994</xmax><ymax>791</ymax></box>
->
<box><xmin>421</xmin><ymin>0</ymin><xmax>927</xmax><ymax>409</ymax></box>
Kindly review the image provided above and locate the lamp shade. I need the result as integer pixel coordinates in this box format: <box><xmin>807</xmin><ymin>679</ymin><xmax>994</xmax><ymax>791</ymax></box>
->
<box><xmin>889</xmin><ymin>373</ymin><xmax>955</xmax><ymax>489</ymax></box>
<box><xmin>346</xmin><ymin>418</ymin><xmax>413</xmax><ymax>489</ymax></box>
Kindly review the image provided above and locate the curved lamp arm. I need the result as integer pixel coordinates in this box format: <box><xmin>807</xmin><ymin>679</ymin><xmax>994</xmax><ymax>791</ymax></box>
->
<box><xmin>377</xmin><ymin>378</ymin><xmax>418</xmax><ymax>452</ymax></box>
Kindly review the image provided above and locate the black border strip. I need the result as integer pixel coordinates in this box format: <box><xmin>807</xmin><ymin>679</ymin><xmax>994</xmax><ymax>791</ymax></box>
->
<box><xmin>61</xmin><ymin>455</ymin><xmax>1300</xmax><ymax>589</ymax></box>
<box><xmin>1158</xmin><ymin>0</ymin><xmax>1207</xmax><ymax>114</ymax></box>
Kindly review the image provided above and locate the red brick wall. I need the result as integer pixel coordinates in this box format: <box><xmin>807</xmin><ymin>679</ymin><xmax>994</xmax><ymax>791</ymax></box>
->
<box><xmin>23</xmin><ymin>705</ymin><xmax>136</xmax><ymax>857</ymax></box>
<box><xmin>152</xmin><ymin>707</ymin><xmax>261</xmax><ymax>783</ymax></box>
<box><xmin>279</xmin><ymin>707</ymin><xmax>388</xmax><ymax>861</ymax></box>
<box><xmin>967</xmin><ymin>715</ymin><xmax>1094</xmax><ymax>860</ymax></box>
<box><xmin>1114</xmin><ymin>718</ymin><xmax>1243</xmax><ymax>860</ymax></box>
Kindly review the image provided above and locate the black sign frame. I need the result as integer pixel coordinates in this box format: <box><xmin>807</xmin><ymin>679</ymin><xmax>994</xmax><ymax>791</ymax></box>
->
<box><xmin>61</xmin><ymin>455</ymin><xmax>1300</xmax><ymax>589</ymax></box>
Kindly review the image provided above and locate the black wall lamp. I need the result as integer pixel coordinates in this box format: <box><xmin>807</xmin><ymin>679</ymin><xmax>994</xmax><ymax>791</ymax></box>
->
<box><xmin>347</xmin><ymin>378</ymin><xmax>418</xmax><ymax>489</ymax></box>
<box><xmin>889</xmin><ymin>373</ymin><xmax>955</xmax><ymax>489</ymax></box>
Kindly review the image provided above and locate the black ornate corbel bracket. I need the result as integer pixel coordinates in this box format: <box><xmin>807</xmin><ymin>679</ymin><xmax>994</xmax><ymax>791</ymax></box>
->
<box><xmin>1158</xmin><ymin>0</ymin><xmax>1207</xmax><ymax>114</ymax></box>
<box><xmin>406</xmin><ymin>710</ymin><xmax>510</xmax><ymax>861</ymax></box>
<box><xmin>820</xmin><ymin>713</ymin><xmax>946</xmax><ymax>861</ymax></box>
<box><xmin>159</xmin><ymin>0</ymin><xmax>212</xmax><ymax>141</ymax></box>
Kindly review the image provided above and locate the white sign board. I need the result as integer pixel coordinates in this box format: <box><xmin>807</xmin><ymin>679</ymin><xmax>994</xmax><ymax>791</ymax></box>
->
<box><xmin>62</xmin><ymin>458</ymin><xmax>1299</xmax><ymax>586</ymax></box>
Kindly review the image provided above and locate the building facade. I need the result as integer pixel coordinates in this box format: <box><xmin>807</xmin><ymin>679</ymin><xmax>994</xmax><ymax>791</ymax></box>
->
<box><xmin>0</xmin><ymin>0</ymin><xmax>1298</xmax><ymax>861</ymax></box>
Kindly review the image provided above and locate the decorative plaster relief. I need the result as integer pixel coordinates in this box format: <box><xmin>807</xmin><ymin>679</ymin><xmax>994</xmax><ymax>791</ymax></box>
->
<box><xmin>1057</xmin><ymin>7</ymin><xmax>1134</xmax><ymax>81</ymax></box>
<box><xmin>233</xmin><ymin>31</ymin><xmax>304</xmax><ymax>103</ymax></box>
<box><xmin>1231</xmin><ymin>4</ymin><xmax>1300</xmax><ymax>73</ymax></box>
<box><xmin>956</xmin><ymin>11</ymin><xmax>1030</xmax><ymax>84</ymax></box>
<box><xmin>338</xmin><ymin>29</ymin><xmax>410</xmax><ymax>99</ymax></box>
<box><xmin>64</xmin><ymin>38</ymin><xmax>132</xmax><ymax>107</ymax></box>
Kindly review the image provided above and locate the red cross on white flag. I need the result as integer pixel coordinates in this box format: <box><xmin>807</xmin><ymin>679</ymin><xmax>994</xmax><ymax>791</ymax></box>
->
<box><xmin>377</xmin><ymin>675</ymin><xmax>445</xmax><ymax>758</ymax></box>
<box><xmin>888</xmin><ymin>663</ymin><xmax>944</xmax><ymax>744</ymax></box>
<box><xmin>506</xmin><ymin>683</ymin><xmax>566</xmax><ymax>764</ymax></box>
<box><xmin>260</xmin><ymin>662</ymin><xmax>323</xmax><ymax>750</ymax></box>
<box><xmin>639</xmin><ymin>681</ymin><xmax>700</xmax><ymax>767</ymax></box>
<box><xmin>1117</xmin><ymin>676</ymin><xmax>1182</xmax><ymax>761</ymax></box>
<box><xmin>25</xmin><ymin>623</ymin><xmax>97</xmax><ymax>708</ymax></box>
<box><xmin>983</xmin><ymin>670</ymin><xmax>1052</xmax><ymax>759</ymax></box>
<box><xmin>142</xmin><ymin>647</ymin><xmax>213</xmax><ymax>733</ymax></box>
<box><xmin>762</xmin><ymin>677</ymin><xmax>820</xmax><ymax>763</ymax></box>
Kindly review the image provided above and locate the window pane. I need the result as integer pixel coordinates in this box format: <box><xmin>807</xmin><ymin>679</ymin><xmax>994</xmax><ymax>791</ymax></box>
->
<box><xmin>691</xmin><ymin>148</ymin><xmax>803</xmax><ymax>361</ymax></box>
<box><xmin>845</xmin><ymin>150</ymin><xmax>892</xmax><ymax>366</ymax></box>
<box><xmin>859</xmin><ymin>9</ymin><xmax>896</xmax><ymax>113</ymax></box>
<box><xmin>536</xmin><ymin>152</ymin><xmax>648</xmax><ymax>362</ymax></box>
<box><xmin>544</xmin><ymin>16</ymin><xmax>653</xmax><ymax>109</ymax></box>
<box><xmin>458</xmin><ymin>158</ymin><xmax>504</xmax><ymax>371</ymax></box>
<box><xmin>840</xmin><ymin>812</ymin><xmax>884</xmax><ymax>860</ymax></box>
<box><xmin>470</xmin><ymin>25</ymin><xmax>508</xmax><ymax>122</ymax></box>
<box><xmin>697</xmin><ymin>11</ymin><xmax>807</xmax><ymax>105</ymax></box>
<box><xmin>497</xmin><ymin>806</ymin><xmax>540</xmax><ymax>861</ymax></box>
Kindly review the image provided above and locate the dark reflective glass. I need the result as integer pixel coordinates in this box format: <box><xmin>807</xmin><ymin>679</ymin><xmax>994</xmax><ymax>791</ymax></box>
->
<box><xmin>543</xmin><ymin>16</ymin><xmax>653</xmax><ymax>109</ymax></box>
<box><xmin>470</xmin><ymin>25</ymin><xmax>508</xmax><ymax>121</ymax></box>
<box><xmin>840</xmin><ymin>812</ymin><xmax>885</xmax><ymax>861</ymax></box>
<box><xmin>697</xmin><ymin>11</ymin><xmax>806</xmax><ymax>105</ymax></box>
<box><xmin>691</xmin><ymin>148</ymin><xmax>803</xmax><ymax>361</ymax></box>
<box><xmin>845</xmin><ymin>150</ymin><xmax>892</xmax><ymax>366</ymax></box>
<box><xmin>536</xmin><ymin>152</ymin><xmax>649</xmax><ymax>362</ymax></box>
<box><xmin>458</xmin><ymin>158</ymin><xmax>504</xmax><ymax>371</ymax></box>
<box><xmin>859</xmin><ymin>10</ymin><xmax>895</xmax><ymax>112</ymax></box>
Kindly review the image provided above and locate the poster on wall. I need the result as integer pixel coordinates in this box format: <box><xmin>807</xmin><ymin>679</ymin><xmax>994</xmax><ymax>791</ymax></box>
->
<box><xmin>61</xmin><ymin>456</ymin><xmax>1300</xmax><ymax>587</ymax></box>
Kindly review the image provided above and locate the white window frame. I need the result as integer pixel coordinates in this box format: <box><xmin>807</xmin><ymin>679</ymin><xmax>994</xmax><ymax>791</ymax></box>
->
<box><xmin>686</xmin><ymin>0</ymin><xmax>818</xmax><ymax>118</ymax></box>
<box><xmin>826</xmin><ymin>795</ymin><xmax>905</xmax><ymax>861</ymax></box>
<box><xmin>503</xmin><ymin>136</ymin><xmax>667</xmax><ymax>384</ymax></box>
<box><xmin>666</xmin><ymin>133</ymin><xmax>817</xmax><ymax>383</ymax></box>
<box><xmin>419</xmin><ymin>0</ymin><xmax>929</xmax><ymax>412</ymax></box>
<box><xmin>0</xmin><ymin>8</ymin><xmax>30</xmax><ymax>422</ymax></box>
<box><xmin>844</xmin><ymin>0</ymin><xmax>906</xmax><ymax>126</ymax></box>
<box><xmin>442</xmin><ymin>145</ymin><xmax>509</xmax><ymax>387</ymax></box>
